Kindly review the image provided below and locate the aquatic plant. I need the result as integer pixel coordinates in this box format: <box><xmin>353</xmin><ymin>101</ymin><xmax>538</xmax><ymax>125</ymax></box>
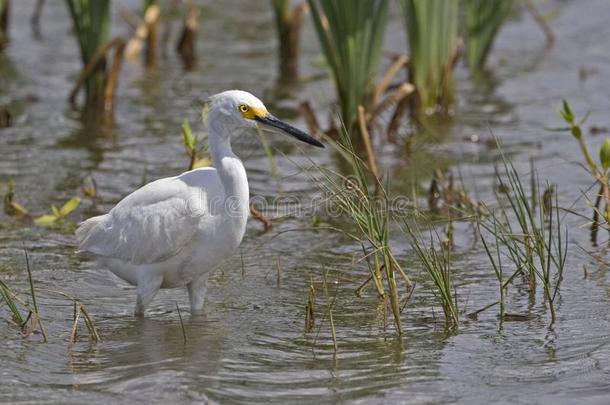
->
<box><xmin>3</xmin><ymin>180</ymin><xmax>28</xmax><ymax>217</ymax></box>
<box><xmin>408</xmin><ymin>228</ymin><xmax>459</xmax><ymax>330</ymax></box>
<box><xmin>271</xmin><ymin>0</ymin><xmax>307</xmax><ymax>83</ymax></box>
<box><xmin>35</xmin><ymin>196</ymin><xmax>81</xmax><ymax>226</ymax></box>
<box><xmin>557</xmin><ymin>100</ymin><xmax>610</xmax><ymax>244</ymax></box>
<box><xmin>479</xmin><ymin>150</ymin><xmax>567</xmax><ymax>326</ymax></box>
<box><xmin>308</xmin><ymin>0</ymin><xmax>388</xmax><ymax>132</ymax></box>
<box><xmin>399</xmin><ymin>0</ymin><xmax>459</xmax><ymax>113</ymax></box>
<box><xmin>65</xmin><ymin>0</ymin><xmax>126</xmax><ymax>117</ymax></box>
<box><xmin>70</xmin><ymin>302</ymin><xmax>100</xmax><ymax>343</ymax></box>
<box><xmin>181</xmin><ymin>120</ymin><xmax>209</xmax><ymax>170</ymax></box>
<box><xmin>313</xmin><ymin>126</ymin><xmax>411</xmax><ymax>335</ymax></box>
<box><xmin>464</xmin><ymin>0</ymin><xmax>513</xmax><ymax>71</ymax></box>
<box><xmin>0</xmin><ymin>251</ymin><xmax>48</xmax><ymax>341</ymax></box>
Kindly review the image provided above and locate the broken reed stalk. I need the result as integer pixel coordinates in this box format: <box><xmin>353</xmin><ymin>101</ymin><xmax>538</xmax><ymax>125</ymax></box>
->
<box><xmin>70</xmin><ymin>302</ymin><xmax>101</xmax><ymax>343</ymax></box>
<box><xmin>249</xmin><ymin>204</ymin><xmax>273</xmax><ymax>232</ymax></box>
<box><xmin>68</xmin><ymin>37</ymin><xmax>126</xmax><ymax>111</ymax></box>
<box><xmin>176</xmin><ymin>2</ymin><xmax>200</xmax><ymax>70</ymax></box>
<box><xmin>143</xmin><ymin>3</ymin><xmax>160</xmax><ymax>67</ymax></box>
<box><xmin>65</xmin><ymin>0</ymin><xmax>112</xmax><ymax>111</ymax></box>
<box><xmin>299</xmin><ymin>101</ymin><xmax>321</xmax><ymax>136</ymax></box>
<box><xmin>329</xmin><ymin>309</ymin><xmax>337</xmax><ymax>353</ymax></box>
<box><xmin>271</xmin><ymin>0</ymin><xmax>307</xmax><ymax>83</ymax></box>
<box><xmin>357</xmin><ymin>106</ymin><xmax>380</xmax><ymax>181</ymax></box>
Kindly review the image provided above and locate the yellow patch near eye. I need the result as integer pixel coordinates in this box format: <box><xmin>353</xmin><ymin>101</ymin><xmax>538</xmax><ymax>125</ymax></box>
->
<box><xmin>239</xmin><ymin>104</ymin><xmax>268</xmax><ymax>119</ymax></box>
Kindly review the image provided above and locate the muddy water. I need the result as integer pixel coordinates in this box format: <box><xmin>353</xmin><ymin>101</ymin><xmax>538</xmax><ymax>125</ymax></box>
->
<box><xmin>1</xmin><ymin>0</ymin><xmax>610</xmax><ymax>403</ymax></box>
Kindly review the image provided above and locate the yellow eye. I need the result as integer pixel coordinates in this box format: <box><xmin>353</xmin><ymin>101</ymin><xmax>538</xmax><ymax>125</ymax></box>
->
<box><xmin>239</xmin><ymin>104</ymin><xmax>249</xmax><ymax>113</ymax></box>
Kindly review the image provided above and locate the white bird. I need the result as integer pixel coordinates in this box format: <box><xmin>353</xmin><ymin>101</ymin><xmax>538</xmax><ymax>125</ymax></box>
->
<box><xmin>76</xmin><ymin>90</ymin><xmax>323</xmax><ymax>316</ymax></box>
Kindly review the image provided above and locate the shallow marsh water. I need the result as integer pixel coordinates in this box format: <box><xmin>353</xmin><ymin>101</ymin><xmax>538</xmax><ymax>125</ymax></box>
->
<box><xmin>1</xmin><ymin>0</ymin><xmax>610</xmax><ymax>403</ymax></box>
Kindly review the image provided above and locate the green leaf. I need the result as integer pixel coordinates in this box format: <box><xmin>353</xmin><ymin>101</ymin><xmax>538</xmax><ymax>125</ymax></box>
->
<box><xmin>181</xmin><ymin>120</ymin><xmax>196</xmax><ymax>150</ymax></box>
<box><xmin>570</xmin><ymin>125</ymin><xmax>582</xmax><ymax>139</ymax></box>
<box><xmin>59</xmin><ymin>197</ymin><xmax>81</xmax><ymax>217</ymax></box>
<box><xmin>35</xmin><ymin>215</ymin><xmax>58</xmax><ymax>226</ymax></box>
<box><xmin>9</xmin><ymin>202</ymin><xmax>28</xmax><ymax>216</ymax></box>
<box><xmin>51</xmin><ymin>205</ymin><xmax>60</xmax><ymax>217</ymax></box>
<box><xmin>559</xmin><ymin>99</ymin><xmax>574</xmax><ymax>124</ymax></box>
<box><xmin>599</xmin><ymin>138</ymin><xmax>610</xmax><ymax>172</ymax></box>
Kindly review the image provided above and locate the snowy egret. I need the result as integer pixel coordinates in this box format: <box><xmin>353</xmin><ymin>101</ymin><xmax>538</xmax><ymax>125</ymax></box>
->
<box><xmin>76</xmin><ymin>90</ymin><xmax>323</xmax><ymax>316</ymax></box>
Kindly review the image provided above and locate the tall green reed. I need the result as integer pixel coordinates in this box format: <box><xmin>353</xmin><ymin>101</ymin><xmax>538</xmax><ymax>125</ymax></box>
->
<box><xmin>464</xmin><ymin>0</ymin><xmax>513</xmax><ymax>72</ymax></box>
<box><xmin>65</xmin><ymin>0</ymin><xmax>111</xmax><ymax>109</ymax></box>
<box><xmin>400</xmin><ymin>0</ymin><xmax>459</xmax><ymax>113</ymax></box>
<box><xmin>308</xmin><ymin>0</ymin><xmax>388</xmax><ymax>132</ymax></box>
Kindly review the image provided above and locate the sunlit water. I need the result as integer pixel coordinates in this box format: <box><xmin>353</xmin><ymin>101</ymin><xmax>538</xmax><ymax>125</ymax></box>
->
<box><xmin>1</xmin><ymin>1</ymin><xmax>610</xmax><ymax>403</ymax></box>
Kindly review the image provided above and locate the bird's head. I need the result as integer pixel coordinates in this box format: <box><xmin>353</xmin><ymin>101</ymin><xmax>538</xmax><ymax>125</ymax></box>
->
<box><xmin>206</xmin><ymin>90</ymin><xmax>324</xmax><ymax>148</ymax></box>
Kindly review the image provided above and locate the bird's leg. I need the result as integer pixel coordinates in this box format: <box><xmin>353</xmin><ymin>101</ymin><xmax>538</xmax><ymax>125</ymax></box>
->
<box><xmin>187</xmin><ymin>274</ymin><xmax>208</xmax><ymax>314</ymax></box>
<box><xmin>134</xmin><ymin>274</ymin><xmax>163</xmax><ymax>317</ymax></box>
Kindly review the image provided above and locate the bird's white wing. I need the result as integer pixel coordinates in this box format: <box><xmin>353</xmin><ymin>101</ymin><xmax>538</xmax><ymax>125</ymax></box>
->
<box><xmin>76</xmin><ymin>168</ymin><xmax>222</xmax><ymax>264</ymax></box>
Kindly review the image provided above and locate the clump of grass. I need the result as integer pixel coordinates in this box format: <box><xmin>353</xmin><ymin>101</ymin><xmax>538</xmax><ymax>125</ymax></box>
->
<box><xmin>308</xmin><ymin>0</ymin><xmax>388</xmax><ymax>132</ymax></box>
<box><xmin>556</xmin><ymin>100</ymin><xmax>610</xmax><ymax>244</ymax></box>
<box><xmin>408</xmin><ymin>228</ymin><xmax>458</xmax><ymax>330</ymax></box>
<box><xmin>271</xmin><ymin>0</ymin><xmax>307</xmax><ymax>84</ymax></box>
<box><xmin>479</xmin><ymin>148</ymin><xmax>567</xmax><ymax>326</ymax></box>
<box><xmin>312</xmin><ymin>126</ymin><xmax>411</xmax><ymax>335</ymax></box>
<box><xmin>464</xmin><ymin>0</ymin><xmax>513</xmax><ymax>72</ymax></box>
<box><xmin>399</xmin><ymin>0</ymin><xmax>459</xmax><ymax>114</ymax></box>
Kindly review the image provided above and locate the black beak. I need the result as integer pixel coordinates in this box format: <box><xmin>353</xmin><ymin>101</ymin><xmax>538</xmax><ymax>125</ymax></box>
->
<box><xmin>255</xmin><ymin>114</ymin><xmax>324</xmax><ymax>148</ymax></box>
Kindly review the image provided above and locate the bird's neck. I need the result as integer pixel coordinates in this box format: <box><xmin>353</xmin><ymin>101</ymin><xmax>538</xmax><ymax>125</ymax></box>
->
<box><xmin>208</xmin><ymin>123</ymin><xmax>249</xmax><ymax>204</ymax></box>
